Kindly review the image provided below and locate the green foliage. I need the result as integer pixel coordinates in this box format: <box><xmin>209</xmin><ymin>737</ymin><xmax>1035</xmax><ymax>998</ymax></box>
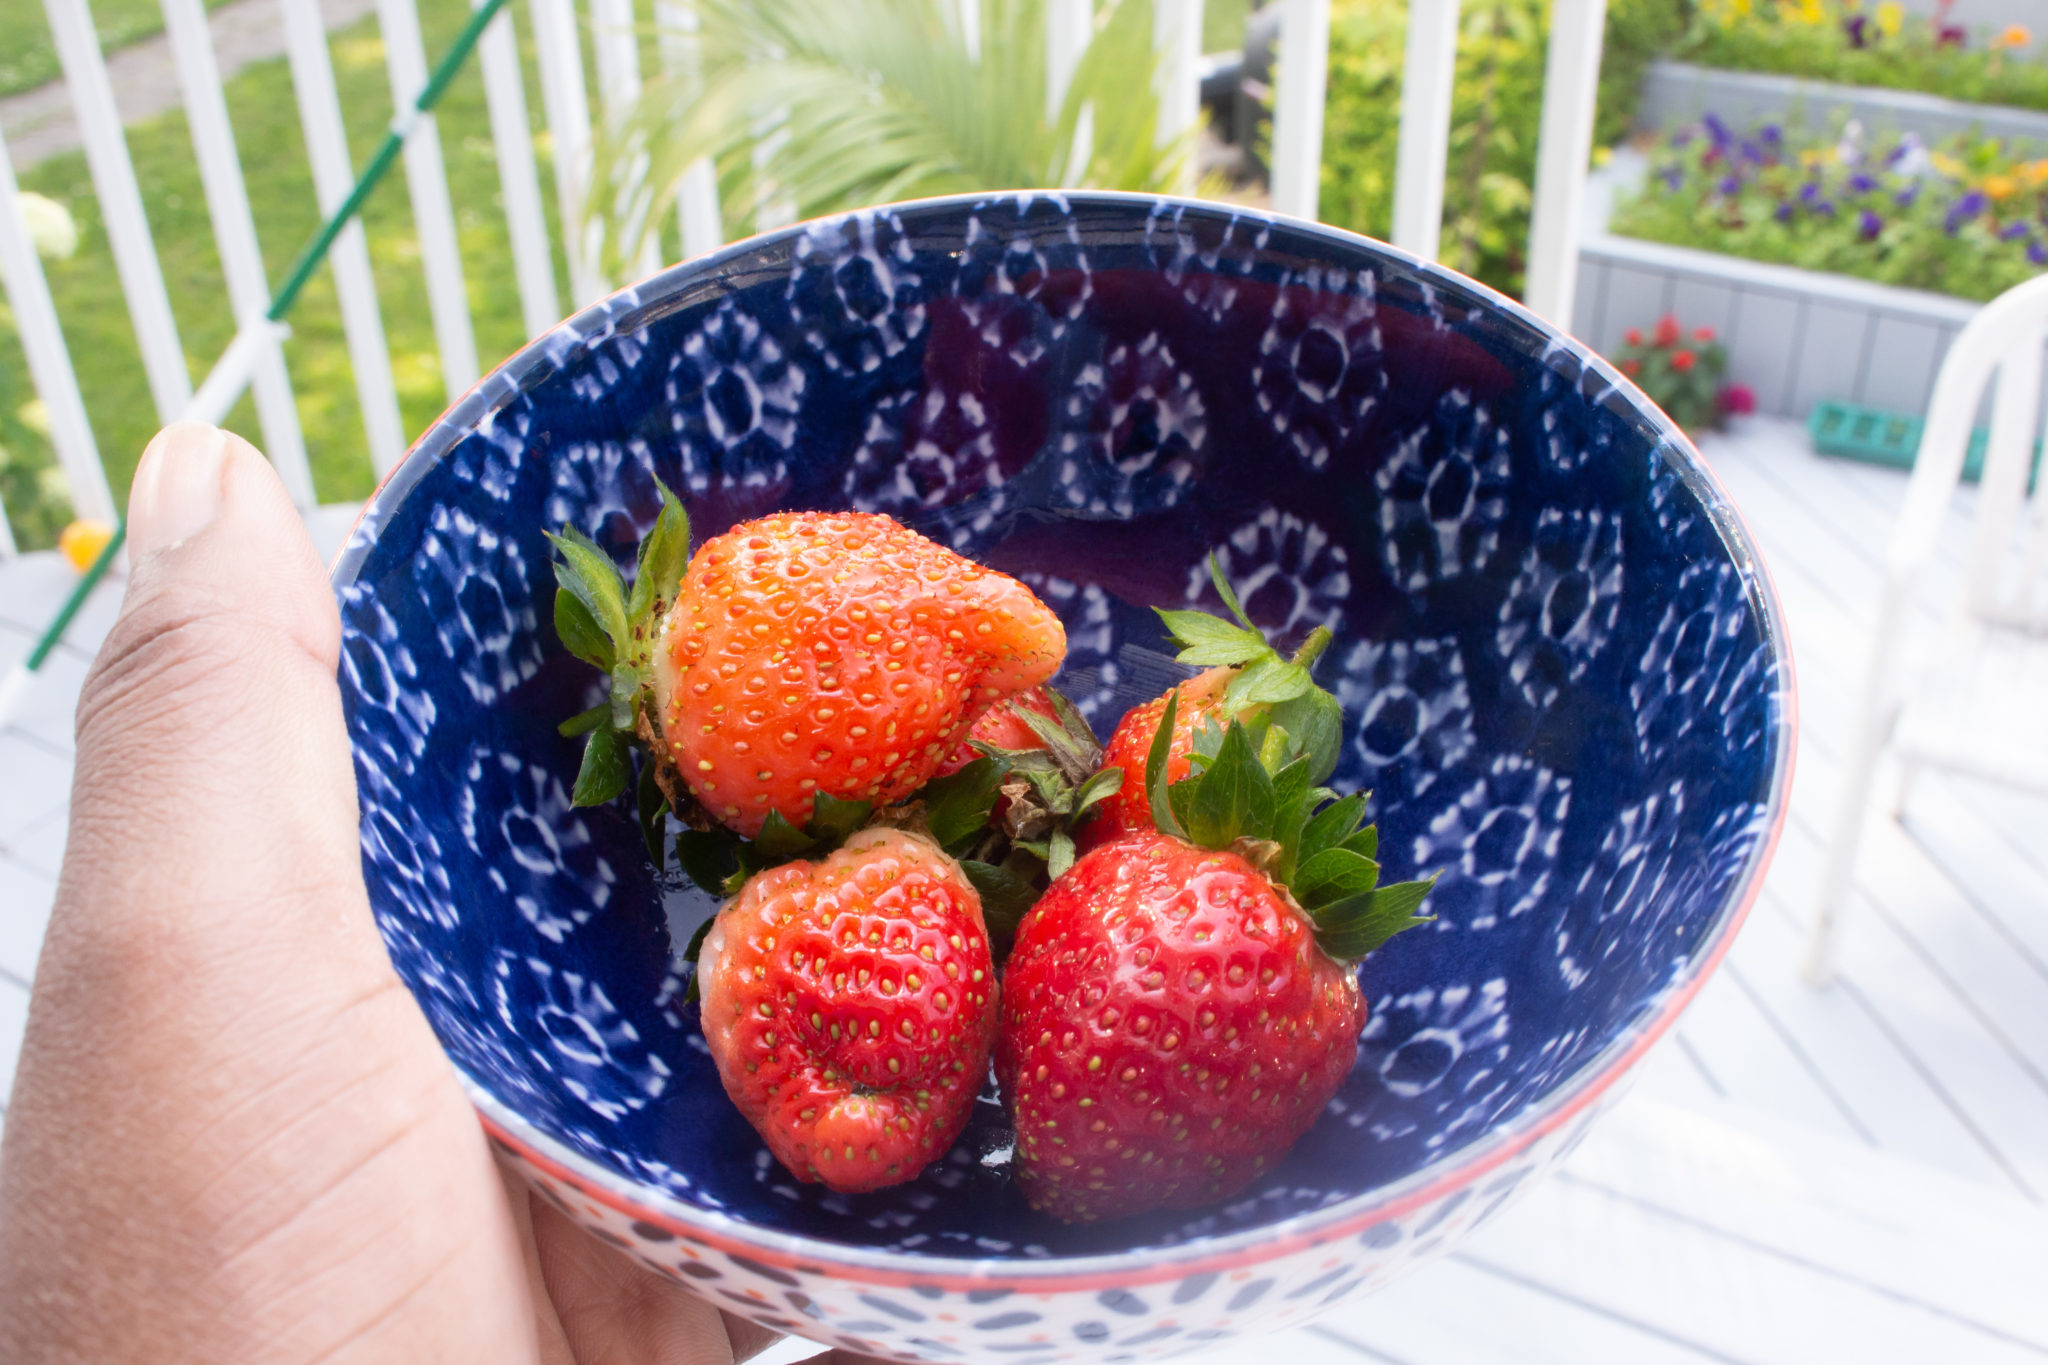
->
<box><xmin>1318</xmin><ymin>0</ymin><xmax>1684</xmax><ymax>296</ymax></box>
<box><xmin>1316</xmin><ymin>0</ymin><xmax>1690</xmax><ymax>294</ymax></box>
<box><xmin>1679</xmin><ymin>1</ymin><xmax>2048</xmax><ymax>112</ymax></box>
<box><xmin>547</xmin><ymin>479</ymin><xmax>689</xmax><ymax>806</ymax></box>
<box><xmin>1611</xmin><ymin>314</ymin><xmax>1732</xmax><ymax>432</ymax></box>
<box><xmin>0</xmin><ymin>0</ymin><xmax>236</xmax><ymax>100</ymax></box>
<box><xmin>588</xmin><ymin>0</ymin><xmax>1189</xmax><ymax>271</ymax></box>
<box><xmin>1141</xmin><ymin>698</ymin><xmax>1434</xmax><ymax>961</ymax></box>
<box><xmin>1599</xmin><ymin>0</ymin><xmax>1696</xmax><ymax>147</ymax></box>
<box><xmin>1612</xmin><ymin>118</ymin><xmax>2048</xmax><ymax>302</ymax></box>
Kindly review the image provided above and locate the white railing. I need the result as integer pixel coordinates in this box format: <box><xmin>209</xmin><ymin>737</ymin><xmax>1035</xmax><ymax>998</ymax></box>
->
<box><xmin>0</xmin><ymin>0</ymin><xmax>1606</xmax><ymax>554</ymax></box>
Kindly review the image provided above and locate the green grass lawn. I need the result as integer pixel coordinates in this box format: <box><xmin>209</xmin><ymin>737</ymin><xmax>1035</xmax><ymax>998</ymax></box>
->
<box><xmin>0</xmin><ymin>0</ymin><xmax>571</xmax><ymax>549</ymax></box>
<box><xmin>0</xmin><ymin>0</ymin><xmax>236</xmax><ymax>99</ymax></box>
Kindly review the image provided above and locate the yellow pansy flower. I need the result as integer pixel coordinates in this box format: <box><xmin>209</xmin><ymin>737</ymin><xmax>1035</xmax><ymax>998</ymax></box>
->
<box><xmin>1875</xmin><ymin>2</ymin><xmax>1903</xmax><ymax>36</ymax></box>
<box><xmin>1982</xmin><ymin>174</ymin><xmax>2019</xmax><ymax>201</ymax></box>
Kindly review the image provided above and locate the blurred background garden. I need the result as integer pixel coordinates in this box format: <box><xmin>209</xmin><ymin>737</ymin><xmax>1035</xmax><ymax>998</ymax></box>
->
<box><xmin>2</xmin><ymin>0</ymin><xmax>2043</xmax><ymax>549</ymax></box>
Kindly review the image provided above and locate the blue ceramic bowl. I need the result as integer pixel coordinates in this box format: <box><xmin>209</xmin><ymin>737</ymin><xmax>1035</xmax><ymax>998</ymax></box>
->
<box><xmin>334</xmin><ymin>193</ymin><xmax>1793</xmax><ymax>1363</ymax></box>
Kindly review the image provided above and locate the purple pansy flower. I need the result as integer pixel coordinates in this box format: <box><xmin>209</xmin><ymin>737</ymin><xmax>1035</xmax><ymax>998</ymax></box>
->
<box><xmin>1860</xmin><ymin>209</ymin><xmax>1884</xmax><ymax>240</ymax></box>
<box><xmin>1848</xmin><ymin>173</ymin><xmax>1877</xmax><ymax>194</ymax></box>
<box><xmin>1775</xmin><ymin>202</ymin><xmax>1796</xmax><ymax>223</ymax></box>
<box><xmin>1718</xmin><ymin>175</ymin><xmax>1743</xmax><ymax>196</ymax></box>
<box><xmin>2002</xmin><ymin>221</ymin><xmax>2031</xmax><ymax>241</ymax></box>
<box><xmin>1761</xmin><ymin>124</ymin><xmax>1783</xmax><ymax>146</ymax></box>
<box><xmin>2030</xmin><ymin>242</ymin><xmax>2048</xmax><ymax>266</ymax></box>
<box><xmin>1896</xmin><ymin>183</ymin><xmax>1921</xmax><ymax>207</ymax></box>
<box><xmin>1946</xmin><ymin>191</ymin><xmax>1989</xmax><ymax>233</ymax></box>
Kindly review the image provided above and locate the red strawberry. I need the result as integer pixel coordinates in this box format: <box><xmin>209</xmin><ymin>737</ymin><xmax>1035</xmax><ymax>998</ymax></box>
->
<box><xmin>695</xmin><ymin>826</ymin><xmax>999</xmax><ymax>1192</ymax></box>
<box><xmin>1082</xmin><ymin>562</ymin><xmax>1339</xmax><ymax>851</ymax></box>
<box><xmin>549</xmin><ymin>495</ymin><xmax>1065</xmax><ymax>838</ymax></box>
<box><xmin>1082</xmin><ymin>666</ymin><xmax>1232</xmax><ymax>850</ymax></box>
<box><xmin>935</xmin><ymin>685</ymin><xmax>1060</xmax><ymax>777</ymax></box>
<box><xmin>996</xmin><ymin>698</ymin><xmax>1435</xmax><ymax>1222</ymax></box>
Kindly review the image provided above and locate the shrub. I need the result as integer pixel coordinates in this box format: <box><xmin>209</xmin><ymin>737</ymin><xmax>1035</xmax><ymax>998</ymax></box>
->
<box><xmin>1612</xmin><ymin>312</ymin><xmax>1750</xmax><ymax>432</ymax></box>
<box><xmin>1318</xmin><ymin>0</ymin><xmax>1686</xmax><ymax>297</ymax></box>
<box><xmin>1613</xmin><ymin>115</ymin><xmax>2048</xmax><ymax>301</ymax></box>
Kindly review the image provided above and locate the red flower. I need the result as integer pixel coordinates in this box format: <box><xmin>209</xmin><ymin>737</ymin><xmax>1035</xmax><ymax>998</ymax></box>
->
<box><xmin>1625</xmin><ymin>327</ymin><xmax>1643</xmax><ymax>346</ymax></box>
<box><xmin>1672</xmin><ymin>349</ymin><xmax>1697</xmax><ymax>373</ymax></box>
<box><xmin>1620</xmin><ymin>358</ymin><xmax>1643</xmax><ymax>376</ymax></box>
<box><xmin>1654</xmin><ymin>314</ymin><xmax>1682</xmax><ymax>347</ymax></box>
<box><xmin>1719</xmin><ymin>382</ymin><xmax>1757</xmax><ymax>415</ymax></box>
<box><xmin>1693</xmin><ymin>325</ymin><xmax>1717</xmax><ymax>342</ymax></box>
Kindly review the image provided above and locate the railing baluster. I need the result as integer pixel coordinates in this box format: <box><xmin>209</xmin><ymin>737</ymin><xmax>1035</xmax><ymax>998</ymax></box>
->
<box><xmin>1046</xmin><ymin>0</ymin><xmax>1092</xmax><ymax>186</ymax></box>
<box><xmin>278</xmin><ymin>0</ymin><xmax>408</xmax><ymax>475</ymax></box>
<box><xmin>654</xmin><ymin>0</ymin><xmax>722</xmax><ymax>260</ymax></box>
<box><xmin>1523</xmin><ymin>0</ymin><xmax>1607</xmax><ymax>329</ymax></box>
<box><xmin>1391</xmin><ymin>0</ymin><xmax>1459</xmax><ymax>259</ymax></box>
<box><xmin>591</xmin><ymin>0</ymin><xmax>663</xmax><ymax>279</ymax></box>
<box><xmin>529</xmin><ymin>0</ymin><xmax>606</xmax><ymax>306</ymax></box>
<box><xmin>159</xmin><ymin>0</ymin><xmax>314</xmax><ymax>507</ymax></box>
<box><xmin>1046</xmin><ymin>0</ymin><xmax>1090</xmax><ymax>112</ymax></box>
<box><xmin>1268</xmin><ymin>0</ymin><xmax>1331</xmax><ymax>221</ymax></box>
<box><xmin>472</xmin><ymin>0</ymin><xmax>560</xmax><ymax>339</ymax></box>
<box><xmin>1153</xmin><ymin>0</ymin><xmax>1203</xmax><ymax>196</ymax></box>
<box><xmin>0</xmin><ymin>125</ymin><xmax>116</xmax><ymax>529</ymax></box>
<box><xmin>376</xmin><ymin>0</ymin><xmax>481</xmax><ymax>396</ymax></box>
<box><xmin>957</xmin><ymin>0</ymin><xmax>983</xmax><ymax>64</ymax></box>
<box><xmin>44</xmin><ymin>0</ymin><xmax>191</xmax><ymax>425</ymax></box>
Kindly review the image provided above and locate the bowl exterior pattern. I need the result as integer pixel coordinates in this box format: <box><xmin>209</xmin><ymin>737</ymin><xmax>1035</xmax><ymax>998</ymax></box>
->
<box><xmin>333</xmin><ymin>194</ymin><xmax>1791</xmax><ymax>1363</ymax></box>
<box><xmin>488</xmin><ymin>1095</ymin><xmax>1607</xmax><ymax>1362</ymax></box>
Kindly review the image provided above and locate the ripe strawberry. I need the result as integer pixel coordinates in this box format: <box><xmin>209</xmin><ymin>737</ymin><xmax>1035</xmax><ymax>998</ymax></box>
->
<box><xmin>1082</xmin><ymin>561</ymin><xmax>1340</xmax><ymax>850</ymax></box>
<box><xmin>996</xmin><ymin>697</ymin><xmax>1435</xmax><ymax>1222</ymax></box>
<box><xmin>935</xmin><ymin>685</ymin><xmax>1060</xmax><ymax>777</ymax></box>
<box><xmin>695</xmin><ymin>826</ymin><xmax>999</xmax><ymax>1192</ymax></box>
<box><xmin>549</xmin><ymin>494</ymin><xmax>1065</xmax><ymax>838</ymax></box>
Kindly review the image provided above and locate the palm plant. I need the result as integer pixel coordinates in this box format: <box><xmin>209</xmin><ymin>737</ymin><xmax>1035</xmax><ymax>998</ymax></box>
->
<box><xmin>587</xmin><ymin>0</ymin><xmax>1192</xmax><ymax>273</ymax></box>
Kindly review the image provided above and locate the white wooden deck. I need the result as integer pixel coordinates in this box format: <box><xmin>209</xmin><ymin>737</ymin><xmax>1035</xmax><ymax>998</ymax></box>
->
<box><xmin>3</xmin><ymin>420</ymin><xmax>2046</xmax><ymax>1363</ymax></box>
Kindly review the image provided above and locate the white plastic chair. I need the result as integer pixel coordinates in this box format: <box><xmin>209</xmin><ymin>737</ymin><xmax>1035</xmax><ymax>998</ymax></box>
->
<box><xmin>1805</xmin><ymin>273</ymin><xmax>2048</xmax><ymax>986</ymax></box>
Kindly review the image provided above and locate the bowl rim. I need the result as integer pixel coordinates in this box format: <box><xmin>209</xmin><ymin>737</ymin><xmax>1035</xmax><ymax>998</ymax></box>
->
<box><xmin>337</xmin><ymin>188</ymin><xmax>1798</xmax><ymax>1293</ymax></box>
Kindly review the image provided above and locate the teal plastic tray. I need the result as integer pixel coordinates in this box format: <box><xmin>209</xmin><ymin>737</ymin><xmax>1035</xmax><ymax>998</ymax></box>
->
<box><xmin>1807</xmin><ymin>400</ymin><xmax>2042</xmax><ymax>486</ymax></box>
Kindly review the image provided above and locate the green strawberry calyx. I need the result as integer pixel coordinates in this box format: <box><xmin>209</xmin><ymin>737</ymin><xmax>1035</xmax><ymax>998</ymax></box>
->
<box><xmin>1156</xmin><ymin>555</ymin><xmax>1345</xmax><ymax>784</ymax></box>
<box><xmin>547</xmin><ymin>479</ymin><xmax>691</xmax><ymax>853</ymax></box>
<box><xmin>1144</xmin><ymin>689</ymin><xmax>1438</xmax><ymax>963</ymax></box>
<box><xmin>971</xmin><ymin>688</ymin><xmax>1123</xmax><ymax>880</ymax></box>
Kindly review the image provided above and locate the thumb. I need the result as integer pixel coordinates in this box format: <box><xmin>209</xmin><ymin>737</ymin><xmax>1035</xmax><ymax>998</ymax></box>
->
<box><xmin>0</xmin><ymin>424</ymin><xmax>536</xmax><ymax>1363</ymax></box>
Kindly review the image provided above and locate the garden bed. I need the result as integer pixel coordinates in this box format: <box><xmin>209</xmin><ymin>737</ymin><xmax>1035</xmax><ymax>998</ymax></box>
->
<box><xmin>1572</xmin><ymin>227</ymin><xmax>1978</xmax><ymax>421</ymax></box>
<box><xmin>1637</xmin><ymin>58</ymin><xmax>2048</xmax><ymax>148</ymax></box>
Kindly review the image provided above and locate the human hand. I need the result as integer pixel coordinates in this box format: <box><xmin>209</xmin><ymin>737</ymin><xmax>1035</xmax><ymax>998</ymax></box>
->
<box><xmin>0</xmin><ymin>424</ymin><xmax>877</xmax><ymax>1364</ymax></box>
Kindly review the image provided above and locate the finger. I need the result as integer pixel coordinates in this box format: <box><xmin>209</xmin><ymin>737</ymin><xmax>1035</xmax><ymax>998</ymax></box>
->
<box><xmin>500</xmin><ymin>1166</ymin><xmax>581</xmax><ymax>1365</ymax></box>
<box><xmin>720</xmin><ymin>1311</ymin><xmax>787</xmax><ymax>1364</ymax></box>
<box><xmin>0</xmin><ymin>424</ymin><xmax>534</xmax><ymax>1363</ymax></box>
<box><xmin>532</xmin><ymin>1196</ymin><xmax>760</xmax><ymax>1365</ymax></box>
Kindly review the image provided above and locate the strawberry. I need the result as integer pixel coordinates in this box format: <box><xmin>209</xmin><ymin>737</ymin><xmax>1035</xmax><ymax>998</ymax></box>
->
<box><xmin>935</xmin><ymin>685</ymin><xmax>1061</xmax><ymax>777</ymax></box>
<box><xmin>996</xmin><ymin>695</ymin><xmax>1436</xmax><ymax>1222</ymax></box>
<box><xmin>549</xmin><ymin>495</ymin><xmax>1065</xmax><ymax>839</ymax></box>
<box><xmin>695</xmin><ymin>825</ymin><xmax>999</xmax><ymax>1192</ymax></box>
<box><xmin>1082</xmin><ymin>559</ymin><xmax>1341</xmax><ymax>851</ymax></box>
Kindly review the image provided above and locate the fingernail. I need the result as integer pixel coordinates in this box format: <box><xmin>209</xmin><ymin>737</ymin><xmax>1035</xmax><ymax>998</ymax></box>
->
<box><xmin>129</xmin><ymin>423</ymin><xmax>232</xmax><ymax>561</ymax></box>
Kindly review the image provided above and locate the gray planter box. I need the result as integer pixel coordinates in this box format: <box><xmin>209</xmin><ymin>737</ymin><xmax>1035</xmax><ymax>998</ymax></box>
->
<box><xmin>1571</xmin><ymin>232</ymin><xmax>1981</xmax><ymax>422</ymax></box>
<box><xmin>1637</xmin><ymin>58</ymin><xmax>2048</xmax><ymax>148</ymax></box>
